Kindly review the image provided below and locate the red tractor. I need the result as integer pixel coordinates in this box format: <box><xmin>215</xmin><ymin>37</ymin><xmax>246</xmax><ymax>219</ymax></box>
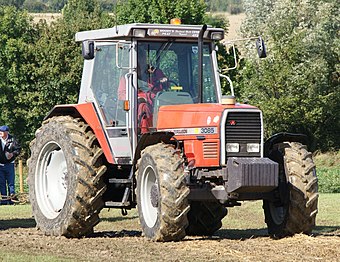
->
<box><xmin>28</xmin><ymin>22</ymin><xmax>318</xmax><ymax>241</ymax></box>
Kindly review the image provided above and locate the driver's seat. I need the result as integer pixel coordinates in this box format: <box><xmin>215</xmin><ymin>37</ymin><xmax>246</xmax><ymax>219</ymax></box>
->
<box><xmin>152</xmin><ymin>91</ymin><xmax>194</xmax><ymax>126</ymax></box>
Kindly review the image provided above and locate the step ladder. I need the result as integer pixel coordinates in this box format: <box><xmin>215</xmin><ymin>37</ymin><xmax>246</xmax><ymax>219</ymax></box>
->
<box><xmin>104</xmin><ymin>168</ymin><xmax>135</xmax><ymax>209</ymax></box>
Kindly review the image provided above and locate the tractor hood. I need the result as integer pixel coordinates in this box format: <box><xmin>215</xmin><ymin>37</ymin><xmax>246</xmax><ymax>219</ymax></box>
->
<box><xmin>156</xmin><ymin>103</ymin><xmax>258</xmax><ymax>131</ymax></box>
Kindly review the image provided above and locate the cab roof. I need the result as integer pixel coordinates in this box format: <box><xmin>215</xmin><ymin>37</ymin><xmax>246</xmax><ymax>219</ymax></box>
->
<box><xmin>75</xmin><ymin>23</ymin><xmax>224</xmax><ymax>42</ymax></box>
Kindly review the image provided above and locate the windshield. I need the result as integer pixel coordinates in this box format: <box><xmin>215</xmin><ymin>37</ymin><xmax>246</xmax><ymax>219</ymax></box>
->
<box><xmin>137</xmin><ymin>41</ymin><xmax>218</xmax><ymax>104</ymax></box>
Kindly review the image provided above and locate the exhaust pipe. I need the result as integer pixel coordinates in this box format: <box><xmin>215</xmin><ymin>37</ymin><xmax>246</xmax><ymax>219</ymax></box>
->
<box><xmin>198</xmin><ymin>24</ymin><xmax>207</xmax><ymax>103</ymax></box>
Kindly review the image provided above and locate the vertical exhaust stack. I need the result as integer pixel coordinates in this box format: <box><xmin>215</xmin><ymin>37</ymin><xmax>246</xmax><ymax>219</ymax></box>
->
<box><xmin>198</xmin><ymin>24</ymin><xmax>207</xmax><ymax>103</ymax></box>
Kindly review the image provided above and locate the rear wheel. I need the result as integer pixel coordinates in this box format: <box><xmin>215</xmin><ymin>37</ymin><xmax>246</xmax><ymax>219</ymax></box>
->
<box><xmin>136</xmin><ymin>143</ymin><xmax>190</xmax><ymax>241</ymax></box>
<box><xmin>28</xmin><ymin>116</ymin><xmax>107</xmax><ymax>237</ymax></box>
<box><xmin>263</xmin><ymin>142</ymin><xmax>318</xmax><ymax>238</ymax></box>
<box><xmin>186</xmin><ymin>201</ymin><xmax>227</xmax><ymax>236</ymax></box>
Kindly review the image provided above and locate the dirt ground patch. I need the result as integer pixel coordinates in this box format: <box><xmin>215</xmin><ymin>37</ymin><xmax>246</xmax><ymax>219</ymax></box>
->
<box><xmin>1</xmin><ymin>225</ymin><xmax>340</xmax><ymax>261</ymax></box>
<box><xmin>1</xmin><ymin>203</ymin><xmax>340</xmax><ymax>262</ymax></box>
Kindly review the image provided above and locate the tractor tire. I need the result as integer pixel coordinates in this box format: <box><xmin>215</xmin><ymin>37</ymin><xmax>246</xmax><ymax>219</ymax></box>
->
<box><xmin>136</xmin><ymin>143</ymin><xmax>190</xmax><ymax>241</ymax></box>
<box><xmin>263</xmin><ymin>142</ymin><xmax>318</xmax><ymax>238</ymax></box>
<box><xmin>186</xmin><ymin>201</ymin><xmax>227</xmax><ymax>236</ymax></box>
<box><xmin>28</xmin><ymin>116</ymin><xmax>107</xmax><ymax>237</ymax></box>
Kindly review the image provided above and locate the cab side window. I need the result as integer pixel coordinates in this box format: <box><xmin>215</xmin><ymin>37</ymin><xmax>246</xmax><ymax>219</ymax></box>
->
<box><xmin>91</xmin><ymin>44</ymin><xmax>128</xmax><ymax>127</ymax></box>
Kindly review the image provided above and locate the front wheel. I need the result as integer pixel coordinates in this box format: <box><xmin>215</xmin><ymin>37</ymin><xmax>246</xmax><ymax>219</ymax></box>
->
<box><xmin>136</xmin><ymin>143</ymin><xmax>190</xmax><ymax>241</ymax></box>
<box><xmin>263</xmin><ymin>142</ymin><xmax>318</xmax><ymax>238</ymax></box>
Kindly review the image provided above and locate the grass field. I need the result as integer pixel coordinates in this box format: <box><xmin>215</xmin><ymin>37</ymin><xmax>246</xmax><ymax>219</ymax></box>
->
<box><xmin>0</xmin><ymin>193</ymin><xmax>339</xmax><ymax>261</ymax></box>
<box><xmin>314</xmin><ymin>151</ymin><xmax>340</xmax><ymax>193</ymax></box>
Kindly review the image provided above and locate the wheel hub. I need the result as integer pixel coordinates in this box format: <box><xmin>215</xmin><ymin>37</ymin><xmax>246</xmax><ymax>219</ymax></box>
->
<box><xmin>150</xmin><ymin>184</ymin><xmax>159</xmax><ymax>208</ymax></box>
<box><xmin>36</xmin><ymin>143</ymin><xmax>68</xmax><ymax>219</ymax></box>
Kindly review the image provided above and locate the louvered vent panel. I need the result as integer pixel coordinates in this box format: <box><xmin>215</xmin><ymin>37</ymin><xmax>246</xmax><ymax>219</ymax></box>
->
<box><xmin>203</xmin><ymin>142</ymin><xmax>218</xmax><ymax>159</ymax></box>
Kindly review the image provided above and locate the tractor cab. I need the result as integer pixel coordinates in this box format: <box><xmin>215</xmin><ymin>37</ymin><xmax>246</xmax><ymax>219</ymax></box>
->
<box><xmin>76</xmin><ymin>23</ymin><xmax>224</xmax><ymax>164</ymax></box>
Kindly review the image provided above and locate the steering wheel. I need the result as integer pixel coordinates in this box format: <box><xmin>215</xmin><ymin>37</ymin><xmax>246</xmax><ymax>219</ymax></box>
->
<box><xmin>152</xmin><ymin>78</ymin><xmax>179</xmax><ymax>92</ymax></box>
<box><xmin>166</xmin><ymin>79</ymin><xmax>179</xmax><ymax>88</ymax></box>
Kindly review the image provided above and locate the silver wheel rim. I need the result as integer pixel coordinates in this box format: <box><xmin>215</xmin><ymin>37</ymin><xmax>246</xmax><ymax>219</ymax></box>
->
<box><xmin>140</xmin><ymin>165</ymin><xmax>158</xmax><ymax>228</ymax></box>
<box><xmin>35</xmin><ymin>141</ymin><xmax>68</xmax><ymax>219</ymax></box>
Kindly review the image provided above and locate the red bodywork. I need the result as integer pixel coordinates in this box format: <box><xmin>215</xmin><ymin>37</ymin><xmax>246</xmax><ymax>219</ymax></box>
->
<box><xmin>157</xmin><ymin>103</ymin><xmax>257</xmax><ymax>167</ymax></box>
<box><xmin>47</xmin><ymin>102</ymin><xmax>257</xmax><ymax>167</ymax></box>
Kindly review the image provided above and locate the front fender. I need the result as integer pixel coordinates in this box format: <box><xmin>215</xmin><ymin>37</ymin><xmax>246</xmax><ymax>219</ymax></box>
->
<box><xmin>133</xmin><ymin>131</ymin><xmax>174</xmax><ymax>167</ymax></box>
<box><xmin>264</xmin><ymin>132</ymin><xmax>308</xmax><ymax>157</ymax></box>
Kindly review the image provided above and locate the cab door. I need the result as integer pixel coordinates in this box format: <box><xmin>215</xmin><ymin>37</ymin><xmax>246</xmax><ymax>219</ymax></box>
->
<box><xmin>90</xmin><ymin>41</ymin><xmax>134</xmax><ymax>164</ymax></box>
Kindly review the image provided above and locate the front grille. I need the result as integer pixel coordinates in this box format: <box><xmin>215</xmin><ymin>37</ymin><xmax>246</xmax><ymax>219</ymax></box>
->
<box><xmin>225</xmin><ymin>111</ymin><xmax>262</xmax><ymax>158</ymax></box>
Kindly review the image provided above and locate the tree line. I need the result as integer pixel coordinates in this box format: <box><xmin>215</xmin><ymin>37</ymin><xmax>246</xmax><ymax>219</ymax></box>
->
<box><xmin>0</xmin><ymin>0</ymin><xmax>338</xmax><ymax>160</ymax></box>
<box><xmin>0</xmin><ymin>0</ymin><xmax>243</xmax><ymax>13</ymax></box>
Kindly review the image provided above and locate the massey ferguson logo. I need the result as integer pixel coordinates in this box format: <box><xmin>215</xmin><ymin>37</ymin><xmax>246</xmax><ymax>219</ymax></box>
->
<box><xmin>229</xmin><ymin>120</ymin><xmax>237</xmax><ymax>126</ymax></box>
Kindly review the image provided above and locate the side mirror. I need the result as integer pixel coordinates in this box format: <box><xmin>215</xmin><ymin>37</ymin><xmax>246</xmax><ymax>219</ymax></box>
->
<box><xmin>82</xmin><ymin>40</ymin><xmax>95</xmax><ymax>60</ymax></box>
<box><xmin>256</xmin><ymin>37</ymin><xmax>267</xmax><ymax>58</ymax></box>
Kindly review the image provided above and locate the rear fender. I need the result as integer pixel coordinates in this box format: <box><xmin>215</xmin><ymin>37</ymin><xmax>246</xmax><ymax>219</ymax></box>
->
<box><xmin>45</xmin><ymin>103</ymin><xmax>114</xmax><ymax>164</ymax></box>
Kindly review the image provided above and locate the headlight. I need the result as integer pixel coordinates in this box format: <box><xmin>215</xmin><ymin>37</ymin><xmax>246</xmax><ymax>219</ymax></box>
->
<box><xmin>226</xmin><ymin>143</ymin><xmax>239</xmax><ymax>152</ymax></box>
<box><xmin>247</xmin><ymin>143</ymin><xmax>260</xmax><ymax>153</ymax></box>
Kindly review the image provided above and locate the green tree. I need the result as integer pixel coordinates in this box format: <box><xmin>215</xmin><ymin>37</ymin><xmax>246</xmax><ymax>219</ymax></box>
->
<box><xmin>22</xmin><ymin>1</ymin><xmax>48</xmax><ymax>12</ymax></box>
<box><xmin>29</xmin><ymin>0</ymin><xmax>114</xmax><ymax>130</ymax></box>
<box><xmin>48</xmin><ymin>0</ymin><xmax>67</xmax><ymax>11</ymax></box>
<box><xmin>0</xmin><ymin>6</ymin><xmax>38</xmax><ymax>155</ymax></box>
<box><xmin>6</xmin><ymin>0</ymin><xmax>114</xmax><ymax>156</ymax></box>
<box><xmin>0</xmin><ymin>0</ymin><xmax>25</xmax><ymax>9</ymax></box>
<box><xmin>99</xmin><ymin>0</ymin><xmax>118</xmax><ymax>11</ymax></box>
<box><xmin>116</xmin><ymin>0</ymin><xmax>207</xmax><ymax>25</ymax></box>
<box><xmin>239</xmin><ymin>0</ymin><xmax>339</xmax><ymax>151</ymax></box>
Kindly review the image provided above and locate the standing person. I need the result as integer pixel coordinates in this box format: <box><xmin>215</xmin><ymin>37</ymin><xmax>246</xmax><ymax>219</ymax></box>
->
<box><xmin>0</xmin><ymin>125</ymin><xmax>21</xmax><ymax>205</ymax></box>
